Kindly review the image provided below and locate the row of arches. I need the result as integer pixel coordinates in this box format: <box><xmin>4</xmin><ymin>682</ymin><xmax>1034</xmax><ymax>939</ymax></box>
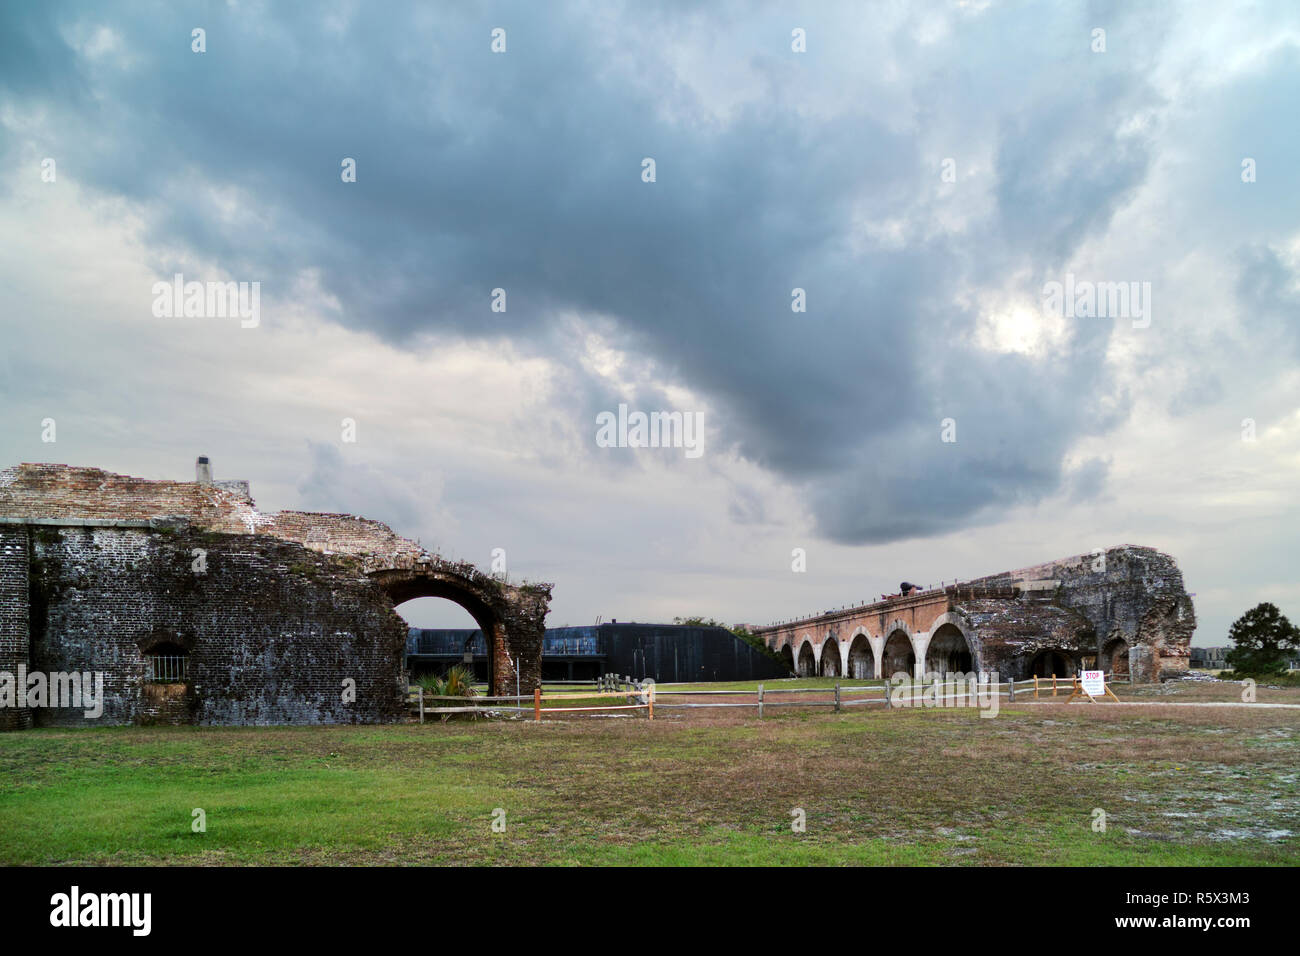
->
<box><xmin>778</xmin><ymin>621</ymin><xmax>973</xmax><ymax>679</ymax></box>
<box><xmin>775</xmin><ymin>624</ymin><xmax>1131</xmax><ymax>681</ymax></box>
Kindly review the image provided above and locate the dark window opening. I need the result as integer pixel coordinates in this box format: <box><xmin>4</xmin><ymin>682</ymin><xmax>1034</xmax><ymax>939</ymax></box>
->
<box><xmin>146</xmin><ymin>642</ymin><xmax>189</xmax><ymax>684</ymax></box>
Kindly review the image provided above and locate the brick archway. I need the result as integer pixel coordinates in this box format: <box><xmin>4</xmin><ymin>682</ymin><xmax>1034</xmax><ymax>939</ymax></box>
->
<box><xmin>882</xmin><ymin>628</ymin><xmax>915</xmax><ymax>679</ymax></box>
<box><xmin>925</xmin><ymin>618</ymin><xmax>974</xmax><ymax>675</ymax></box>
<box><xmin>820</xmin><ymin>635</ymin><xmax>841</xmax><ymax>676</ymax></box>
<box><xmin>370</xmin><ymin>564</ymin><xmax>550</xmax><ymax>696</ymax></box>
<box><xmin>797</xmin><ymin>639</ymin><xmax>817</xmax><ymax>676</ymax></box>
<box><xmin>1102</xmin><ymin>636</ymin><xmax>1130</xmax><ymax>677</ymax></box>
<box><xmin>847</xmin><ymin>629</ymin><xmax>875</xmax><ymax>679</ymax></box>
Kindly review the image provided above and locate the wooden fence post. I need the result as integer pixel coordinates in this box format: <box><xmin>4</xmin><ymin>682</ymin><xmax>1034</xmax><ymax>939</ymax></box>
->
<box><xmin>1008</xmin><ymin>676</ymin><xmax>1015</xmax><ymax>702</ymax></box>
<box><xmin>418</xmin><ymin>686</ymin><xmax>425</xmax><ymax>724</ymax></box>
<box><xmin>648</xmin><ymin>684</ymin><xmax>654</xmax><ymax>721</ymax></box>
<box><xmin>883</xmin><ymin>679</ymin><xmax>891</xmax><ymax>709</ymax></box>
<box><xmin>834</xmin><ymin>682</ymin><xmax>841</xmax><ymax>713</ymax></box>
<box><xmin>1033</xmin><ymin>676</ymin><xmax>1039</xmax><ymax>699</ymax></box>
<box><xmin>534</xmin><ymin>686</ymin><xmax>541</xmax><ymax>723</ymax></box>
<box><xmin>757</xmin><ymin>683</ymin><xmax>764</xmax><ymax>719</ymax></box>
<box><xmin>1052</xmin><ymin>674</ymin><xmax>1058</xmax><ymax>697</ymax></box>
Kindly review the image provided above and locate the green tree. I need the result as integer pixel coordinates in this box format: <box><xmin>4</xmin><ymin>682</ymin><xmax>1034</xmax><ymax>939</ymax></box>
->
<box><xmin>1224</xmin><ymin>602</ymin><xmax>1300</xmax><ymax>676</ymax></box>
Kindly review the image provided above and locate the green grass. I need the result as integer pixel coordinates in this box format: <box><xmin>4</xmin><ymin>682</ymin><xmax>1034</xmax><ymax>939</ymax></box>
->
<box><xmin>1</xmin><ymin>697</ymin><xmax>1297</xmax><ymax>866</ymax></box>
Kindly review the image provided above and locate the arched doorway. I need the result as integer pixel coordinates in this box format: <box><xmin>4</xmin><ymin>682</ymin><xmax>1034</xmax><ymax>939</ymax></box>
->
<box><xmin>136</xmin><ymin>634</ymin><xmax>195</xmax><ymax>725</ymax></box>
<box><xmin>797</xmin><ymin>640</ymin><xmax>817</xmax><ymax>677</ymax></box>
<box><xmin>926</xmin><ymin>623</ymin><xmax>974</xmax><ymax>675</ymax></box>
<box><xmin>1102</xmin><ymin>637</ymin><xmax>1130</xmax><ymax>677</ymax></box>
<box><xmin>820</xmin><ymin>637</ymin><xmax>841</xmax><ymax>676</ymax></box>
<box><xmin>780</xmin><ymin>643</ymin><xmax>796</xmax><ymax>674</ymax></box>
<box><xmin>1027</xmin><ymin>649</ymin><xmax>1075</xmax><ymax>678</ymax></box>
<box><xmin>882</xmin><ymin>630</ymin><xmax>915</xmax><ymax>678</ymax></box>
<box><xmin>398</xmin><ymin>597</ymin><xmax>489</xmax><ymax>681</ymax></box>
<box><xmin>385</xmin><ymin>589</ymin><xmax>499</xmax><ymax>690</ymax></box>
<box><xmin>369</xmin><ymin>565</ymin><xmax>549</xmax><ymax>697</ymax></box>
<box><xmin>847</xmin><ymin>633</ymin><xmax>875</xmax><ymax>679</ymax></box>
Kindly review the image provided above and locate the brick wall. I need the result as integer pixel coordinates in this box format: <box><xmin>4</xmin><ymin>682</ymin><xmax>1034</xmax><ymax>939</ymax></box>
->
<box><xmin>0</xmin><ymin>526</ymin><xmax>31</xmax><ymax>730</ymax></box>
<box><xmin>0</xmin><ymin>464</ymin><xmax>263</xmax><ymax>532</ymax></box>
<box><xmin>263</xmin><ymin>511</ymin><xmax>425</xmax><ymax>565</ymax></box>
<box><xmin>0</xmin><ymin>465</ymin><xmax>430</xmax><ymax>563</ymax></box>
<box><xmin>754</xmin><ymin>544</ymin><xmax>1197</xmax><ymax>681</ymax></box>
<box><xmin>27</xmin><ymin>526</ymin><xmax>408</xmax><ymax>726</ymax></box>
<box><xmin>0</xmin><ymin>462</ymin><xmax>551</xmax><ymax>713</ymax></box>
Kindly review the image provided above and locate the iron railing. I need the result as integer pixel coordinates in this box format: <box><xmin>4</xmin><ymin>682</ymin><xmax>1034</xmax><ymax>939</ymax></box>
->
<box><xmin>147</xmin><ymin>654</ymin><xmax>188</xmax><ymax>683</ymax></box>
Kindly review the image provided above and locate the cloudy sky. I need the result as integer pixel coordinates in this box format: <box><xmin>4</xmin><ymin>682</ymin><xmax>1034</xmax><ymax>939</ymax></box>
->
<box><xmin>1</xmin><ymin>1</ymin><xmax>1297</xmax><ymax>641</ymax></box>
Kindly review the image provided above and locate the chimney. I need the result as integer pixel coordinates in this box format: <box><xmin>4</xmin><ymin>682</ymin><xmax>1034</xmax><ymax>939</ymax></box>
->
<box><xmin>195</xmin><ymin>456</ymin><xmax>213</xmax><ymax>486</ymax></box>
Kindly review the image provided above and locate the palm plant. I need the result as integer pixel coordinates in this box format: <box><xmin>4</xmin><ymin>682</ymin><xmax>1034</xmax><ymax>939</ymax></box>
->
<box><xmin>414</xmin><ymin>665</ymin><xmax>479</xmax><ymax>721</ymax></box>
<box><xmin>414</xmin><ymin>671</ymin><xmax>444</xmax><ymax>695</ymax></box>
<box><xmin>440</xmin><ymin>665</ymin><xmax>478</xmax><ymax>700</ymax></box>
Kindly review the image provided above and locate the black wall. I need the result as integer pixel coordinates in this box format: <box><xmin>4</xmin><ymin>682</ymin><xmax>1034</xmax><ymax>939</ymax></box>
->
<box><xmin>594</xmin><ymin>623</ymin><xmax>787</xmax><ymax>682</ymax></box>
<box><xmin>407</xmin><ymin>622</ymin><xmax>789</xmax><ymax>683</ymax></box>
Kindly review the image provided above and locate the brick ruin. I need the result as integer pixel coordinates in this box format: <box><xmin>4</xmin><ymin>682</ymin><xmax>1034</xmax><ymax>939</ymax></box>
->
<box><xmin>0</xmin><ymin>460</ymin><xmax>551</xmax><ymax>729</ymax></box>
<box><xmin>756</xmin><ymin>546</ymin><xmax>1196</xmax><ymax>683</ymax></box>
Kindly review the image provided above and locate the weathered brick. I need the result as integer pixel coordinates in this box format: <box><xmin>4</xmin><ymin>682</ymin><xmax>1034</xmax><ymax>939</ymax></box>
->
<box><xmin>0</xmin><ymin>462</ymin><xmax>552</xmax><ymax>728</ymax></box>
<box><xmin>757</xmin><ymin>545</ymin><xmax>1196</xmax><ymax>682</ymax></box>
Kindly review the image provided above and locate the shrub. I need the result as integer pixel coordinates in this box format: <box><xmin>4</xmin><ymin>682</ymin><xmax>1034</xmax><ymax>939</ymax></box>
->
<box><xmin>414</xmin><ymin>666</ymin><xmax>478</xmax><ymax>721</ymax></box>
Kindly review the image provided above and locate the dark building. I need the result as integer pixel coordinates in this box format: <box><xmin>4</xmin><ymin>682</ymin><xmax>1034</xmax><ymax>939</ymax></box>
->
<box><xmin>407</xmin><ymin>622</ymin><xmax>788</xmax><ymax>683</ymax></box>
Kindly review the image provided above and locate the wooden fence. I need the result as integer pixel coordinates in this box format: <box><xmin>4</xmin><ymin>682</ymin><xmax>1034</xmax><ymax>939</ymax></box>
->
<box><xmin>651</xmin><ymin>673</ymin><xmax>1130</xmax><ymax>715</ymax></box>
<box><xmin>409</xmin><ymin>674</ymin><xmax>1129</xmax><ymax>721</ymax></box>
<box><xmin>409</xmin><ymin>680</ymin><xmax>655</xmax><ymax>722</ymax></box>
<box><xmin>531</xmin><ymin>686</ymin><xmax>654</xmax><ymax>721</ymax></box>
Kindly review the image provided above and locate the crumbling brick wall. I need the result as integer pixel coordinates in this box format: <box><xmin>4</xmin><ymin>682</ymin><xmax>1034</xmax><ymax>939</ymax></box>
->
<box><xmin>965</xmin><ymin>545</ymin><xmax>1195</xmax><ymax>680</ymax></box>
<box><xmin>0</xmin><ymin>525</ymin><xmax>31</xmax><ymax>730</ymax></box>
<box><xmin>26</xmin><ymin>525</ymin><xmax>409</xmax><ymax>726</ymax></box>
<box><xmin>0</xmin><ymin>462</ymin><xmax>554</xmax><ymax>723</ymax></box>
<box><xmin>0</xmin><ymin>464</ymin><xmax>261</xmax><ymax>532</ymax></box>
<box><xmin>955</xmin><ymin>599</ymin><xmax>1095</xmax><ymax>680</ymax></box>
<box><xmin>757</xmin><ymin>544</ymin><xmax>1196</xmax><ymax>683</ymax></box>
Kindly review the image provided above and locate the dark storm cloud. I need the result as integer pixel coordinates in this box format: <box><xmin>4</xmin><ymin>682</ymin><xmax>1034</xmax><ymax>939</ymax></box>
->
<box><xmin>0</xmin><ymin>1</ymin><xmax>1168</xmax><ymax>542</ymax></box>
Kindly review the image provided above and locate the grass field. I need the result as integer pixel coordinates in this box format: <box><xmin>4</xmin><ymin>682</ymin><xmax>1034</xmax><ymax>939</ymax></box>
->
<box><xmin>1</xmin><ymin>679</ymin><xmax>1296</xmax><ymax>866</ymax></box>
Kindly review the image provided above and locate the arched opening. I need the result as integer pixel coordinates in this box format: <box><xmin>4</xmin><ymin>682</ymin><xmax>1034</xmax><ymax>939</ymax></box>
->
<box><xmin>820</xmin><ymin>637</ymin><xmax>841</xmax><ymax>677</ymax></box>
<box><xmin>847</xmin><ymin>634</ymin><xmax>875</xmax><ymax>679</ymax></box>
<box><xmin>1027</xmin><ymin>649</ymin><xmax>1075</xmax><ymax>678</ymax></box>
<box><xmin>384</xmin><ymin>585</ymin><xmax>500</xmax><ymax>691</ymax></box>
<box><xmin>136</xmin><ymin>635</ymin><xmax>196</xmax><ymax>726</ymax></box>
<box><xmin>370</xmin><ymin>563</ymin><xmax>549</xmax><ymax>698</ymax></box>
<box><xmin>797</xmin><ymin>641</ymin><xmax>817</xmax><ymax>677</ymax></box>
<box><xmin>780</xmin><ymin>643</ymin><xmax>795</xmax><ymax>674</ymax></box>
<box><xmin>925</xmin><ymin>623</ymin><xmax>974</xmax><ymax>676</ymax></box>
<box><xmin>882</xmin><ymin>630</ymin><xmax>915</xmax><ymax>678</ymax></box>
<box><xmin>144</xmin><ymin>641</ymin><xmax>189</xmax><ymax>684</ymax></box>
<box><xmin>1102</xmin><ymin>637</ymin><xmax>1130</xmax><ymax>677</ymax></box>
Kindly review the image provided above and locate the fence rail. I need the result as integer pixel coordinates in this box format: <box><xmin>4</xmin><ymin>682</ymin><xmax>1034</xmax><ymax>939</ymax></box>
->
<box><xmin>408</xmin><ymin>682</ymin><xmax>656</xmax><ymax>721</ymax></box>
<box><xmin>408</xmin><ymin>672</ymin><xmax>1132</xmax><ymax>721</ymax></box>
